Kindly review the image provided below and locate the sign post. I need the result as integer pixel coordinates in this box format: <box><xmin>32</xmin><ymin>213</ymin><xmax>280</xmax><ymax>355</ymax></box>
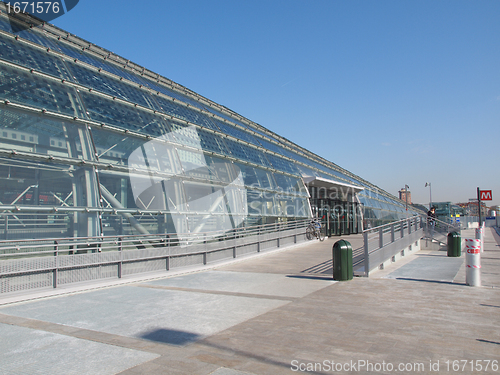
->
<box><xmin>477</xmin><ymin>188</ymin><xmax>482</xmax><ymax>226</ymax></box>
<box><xmin>477</xmin><ymin>188</ymin><xmax>493</xmax><ymax>226</ymax></box>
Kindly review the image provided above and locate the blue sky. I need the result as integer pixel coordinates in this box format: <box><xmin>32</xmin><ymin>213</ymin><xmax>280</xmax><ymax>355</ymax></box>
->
<box><xmin>52</xmin><ymin>0</ymin><xmax>500</xmax><ymax>206</ymax></box>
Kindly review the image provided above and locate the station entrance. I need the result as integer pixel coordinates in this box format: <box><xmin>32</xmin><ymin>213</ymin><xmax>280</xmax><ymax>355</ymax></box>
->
<box><xmin>304</xmin><ymin>176</ymin><xmax>364</xmax><ymax>236</ymax></box>
<box><xmin>311</xmin><ymin>199</ymin><xmax>360</xmax><ymax>236</ymax></box>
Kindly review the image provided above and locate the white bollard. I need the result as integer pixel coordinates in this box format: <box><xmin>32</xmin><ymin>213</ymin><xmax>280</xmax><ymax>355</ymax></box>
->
<box><xmin>465</xmin><ymin>238</ymin><xmax>481</xmax><ymax>287</ymax></box>
<box><xmin>480</xmin><ymin>224</ymin><xmax>485</xmax><ymax>251</ymax></box>
<box><xmin>475</xmin><ymin>227</ymin><xmax>484</xmax><ymax>253</ymax></box>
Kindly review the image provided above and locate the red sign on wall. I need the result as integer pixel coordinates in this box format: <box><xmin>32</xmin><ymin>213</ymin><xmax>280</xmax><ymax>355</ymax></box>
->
<box><xmin>480</xmin><ymin>190</ymin><xmax>492</xmax><ymax>201</ymax></box>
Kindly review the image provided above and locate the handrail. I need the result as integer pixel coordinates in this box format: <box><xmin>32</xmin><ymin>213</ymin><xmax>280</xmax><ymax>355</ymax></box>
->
<box><xmin>0</xmin><ymin>217</ymin><xmax>310</xmax><ymax>293</ymax></box>
<box><xmin>362</xmin><ymin>215</ymin><xmax>419</xmax><ymax>233</ymax></box>
<box><xmin>0</xmin><ymin>218</ymin><xmax>310</xmax><ymax>255</ymax></box>
<box><xmin>358</xmin><ymin>216</ymin><xmax>424</xmax><ymax>277</ymax></box>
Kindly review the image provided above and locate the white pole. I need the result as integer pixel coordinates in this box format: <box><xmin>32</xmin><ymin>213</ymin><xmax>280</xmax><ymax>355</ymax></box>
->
<box><xmin>475</xmin><ymin>227</ymin><xmax>484</xmax><ymax>253</ymax></box>
<box><xmin>465</xmin><ymin>238</ymin><xmax>481</xmax><ymax>287</ymax></box>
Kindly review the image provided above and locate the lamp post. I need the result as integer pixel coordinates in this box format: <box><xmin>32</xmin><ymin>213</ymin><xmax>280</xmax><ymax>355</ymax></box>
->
<box><xmin>425</xmin><ymin>182</ymin><xmax>432</xmax><ymax>211</ymax></box>
<box><xmin>405</xmin><ymin>184</ymin><xmax>409</xmax><ymax>215</ymax></box>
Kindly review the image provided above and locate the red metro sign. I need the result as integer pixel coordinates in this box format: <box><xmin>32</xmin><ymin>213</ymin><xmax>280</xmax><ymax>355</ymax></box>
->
<box><xmin>480</xmin><ymin>190</ymin><xmax>492</xmax><ymax>201</ymax></box>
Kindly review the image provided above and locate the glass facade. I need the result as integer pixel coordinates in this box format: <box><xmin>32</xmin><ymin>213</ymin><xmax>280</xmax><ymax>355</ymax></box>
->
<box><xmin>0</xmin><ymin>5</ymin><xmax>421</xmax><ymax>241</ymax></box>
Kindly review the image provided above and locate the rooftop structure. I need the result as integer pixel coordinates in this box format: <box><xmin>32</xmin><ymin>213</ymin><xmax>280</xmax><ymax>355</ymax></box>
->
<box><xmin>0</xmin><ymin>4</ymin><xmax>421</xmax><ymax>243</ymax></box>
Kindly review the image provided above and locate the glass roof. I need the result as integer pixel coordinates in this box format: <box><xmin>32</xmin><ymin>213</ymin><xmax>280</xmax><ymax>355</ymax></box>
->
<box><xmin>0</xmin><ymin>9</ymin><xmax>425</xmax><ymax>220</ymax></box>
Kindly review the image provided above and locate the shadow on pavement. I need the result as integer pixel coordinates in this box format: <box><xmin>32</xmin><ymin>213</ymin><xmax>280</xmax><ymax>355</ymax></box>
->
<box><xmin>140</xmin><ymin>328</ymin><xmax>200</xmax><ymax>346</ymax></box>
<box><xmin>286</xmin><ymin>274</ymin><xmax>334</xmax><ymax>281</ymax></box>
<box><xmin>395</xmin><ymin>277</ymin><xmax>466</xmax><ymax>286</ymax></box>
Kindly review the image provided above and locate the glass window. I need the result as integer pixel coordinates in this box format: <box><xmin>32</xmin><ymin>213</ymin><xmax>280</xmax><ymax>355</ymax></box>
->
<box><xmin>167</xmin><ymin>122</ymin><xmax>204</xmax><ymax>150</ymax></box>
<box><xmin>140</xmin><ymin>77</ymin><xmax>207</xmax><ymax>111</ymax></box>
<box><xmin>205</xmin><ymin>155</ymin><xmax>240</xmax><ymax>185</ymax></box>
<box><xmin>0</xmin><ymin>158</ymin><xmax>100</xmax><ymax>239</ymax></box>
<box><xmin>224</xmin><ymin>139</ymin><xmax>271</xmax><ymax>168</ymax></box>
<box><xmin>66</xmin><ymin>62</ymin><xmax>160</xmax><ymax>111</ymax></box>
<box><xmin>0</xmin><ymin>108</ymin><xmax>93</xmax><ymax>159</ymax></box>
<box><xmin>0</xmin><ymin>16</ymin><xmax>61</xmax><ymax>51</ymax></box>
<box><xmin>56</xmin><ymin>43</ymin><xmax>141</xmax><ymax>82</ymax></box>
<box><xmin>155</xmin><ymin>96</ymin><xmax>219</xmax><ymax>131</ymax></box>
<box><xmin>265</xmin><ymin>153</ymin><xmax>299</xmax><ymax>175</ymax></box>
<box><xmin>0</xmin><ymin>34</ymin><xmax>72</xmax><ymax>80</ymax></box>
<box><xmin>246</xmin><ymin>188</ymin><xmax>276</xmax><ymax>217</ymax></box>
<box><xmin>212</xmin><ymin>119</ymin><xmax>260</xmax><ymax>146</ymax></box>
<box><xmin>81</xmin><ymin>91</ymin><xmax>170</xmax><ymax>137</ymax></box>
<box><xmin>196</xmin><ymin>128</ymin><xmax>231</xmax><ymax>156</ymax></box>
<box><xmin>0</xmin><ymin>65</ymin><xmax>86</xmax><ymax>118</ymax></box>
<box><xmin>91</xmin><ymin>126</ymin><xmax>182</xmax><ymax>174</ymax></box>
<box><xmin>0</xmin><ymin>158</ymin><xmax>96</xmax><ymax>207</ymax></box>
<box><xmin>200</xmin><ymin>105</ymin><xmax>250</xmax><ymax>129</ymax></box>
<box><xmin>256</xmin><ymin>138</ymin><xmax>295</xmax><ymax>159</ymax></box>
<box><xmin>176</xmin><ymin>147</ymin><xmax>240</xmax><ymax>186</ymax></box>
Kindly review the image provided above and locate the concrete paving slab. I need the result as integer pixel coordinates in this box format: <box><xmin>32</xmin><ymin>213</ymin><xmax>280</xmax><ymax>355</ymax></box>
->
<box><xmin>143</xmin><ymin>270</ymin><xmax>335</xmax><ymax>298</ymax></box>
<box><xmin>384</xmin><ymin>249</ymin><xmax>465</xmax><ymax>282</ymax></box>
<box><xmin>0</xmin><ymin>285</ymin><xmax>288</xmax><ymax>345</ymax></box>
<box><xmin>0</xmin><ymin>323</ymin><xmax>159</xmax><ymax>375</ymax></box>
<box><xmin>209</xmin><ymin>368</ymin><xmax>256</xmax><ymax>375</ymax></box>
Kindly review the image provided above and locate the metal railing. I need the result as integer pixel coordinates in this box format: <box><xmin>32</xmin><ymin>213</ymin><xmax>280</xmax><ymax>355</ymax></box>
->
<box><xmin>355</xmin><ymin>216</ymin><xmax>424</xmax><ymax>276</ymax></box>
<box><xmin>422</xmin><ymin>216</ymin><xmax>461</xmax><ymax>247</ymax></box>
<box><xmin>0</xmin><ymin>219</ymin><xmax>310</xmax><ymax>294</ymax></box>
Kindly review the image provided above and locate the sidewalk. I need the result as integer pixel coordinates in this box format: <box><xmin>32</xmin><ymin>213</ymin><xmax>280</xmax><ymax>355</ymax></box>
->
<box><xmin>0</xmin><ymin>229</ymin><xmax>498</xmax><ymax>374</ymax></box>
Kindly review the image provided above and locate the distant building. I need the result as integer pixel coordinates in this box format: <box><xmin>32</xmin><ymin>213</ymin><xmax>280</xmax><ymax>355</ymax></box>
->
<box><xmin>399</xmin><ymin>188</ymin><xmax>412</xmax><ymax>205</ymax></box>
<box><xmin>456</xmin><ymin>202</ymin><xmax>488</xmax><ymax>217</ymax></box>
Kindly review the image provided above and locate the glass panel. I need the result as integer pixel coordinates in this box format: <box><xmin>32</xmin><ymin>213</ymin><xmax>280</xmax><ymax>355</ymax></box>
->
<box><xmin>273</xmin><ymin>173</ymin><xmax>296</xmax><ymax>194</ymax></box>
<box><xmin>140</xmin><ymin>77</ymin><xmax>207</xmax><ymax>111</ymax></box>
<box><xmin>205</xmin><ymin>155</ymin><xmax>239</xmax><ymax>185</ymax></box>
<box><xmin>235</xmin><ymin>163</ymin><xmax>276</xmax><ymax>190</ymax></box>
<box><xmin>99</xmin><ymin>169</ymin><xmax>188</xmax><ymax>236</ymax></box>
<box><xmin>196</xmin><ymin>128</ymin><xmax>231</xmax><ymax>156</ymax></box>
<box><xmin>224</xmin><ymin>139</ymin><xmax>271</xmax><ymax>168</ymax></box>
<box><xmin>245</xmin><ymin>125</ymin><xmax>280</xmax><ymax>143</ymax></box>
<box><xmin>265</xmin><ymin>153</ymin><xmax>299</xmax><ymax>175</ymax></box>
<box><xmin>200</xmin><ymin>105</ymin><xmax>250</xmax><ymax>129</ymax></box>
<box><xmin>274</xmin><ymin>195</ymin><xmax>309</xmax><ymax>217</ymax></box>
<box><xmin>296</xmin><ymin>164</ymin><xmax>320</xmax><ymax>179</ymax></box>
<box><xmin>155</xmin><ymin>96</ymin><xmax>219</xmax><ymax>131</ymax></box>
<box><xmin>246</xmin><ymin>188</ymin><xmax>276</xmax><ymax>217</ymax></box>
<box><xmin>0</xmin><ymin>15</ymin><xmax>62</xmax><ymax>51</ymax></box>
<box><xmin>81</xmin><ymin>91</ymin><xmax>169</xmax><ymax>136</ymax></box>
<box><xmin>164</xmin><ymin>122</ymin><xmax>200</xmax><ymax>149</ymax></box>
<box><xmin>0</xmin><ymin>158</ymin><xmax>99</xmax><ymax>238</ymax></box>
<box><xmin>184</xmin><ymin>180</ymin><xmax>246</xmax><ymax>233</ymax></box>
<box><xmin>184</xmin><ymin>182</ymin><xmax>229</xmax><ymax>213</ymax></box>
<box><xmin>66</xmin><ymin>62</ymin><xmax>160</xmax><ymax>110</ymax></box>
<box><xmin>237</xmin><ymin>163</ymin><xmax>259</xmax><ymax>187</ymax></box>
<box><xmin>55</xmin><ymin>42</ymin><xmax>142</xmax><ymax>83</ymax></box>
<box><xmin>256</xmin><ymin>138</ymin><xmax>295</xmax><ymax>159</ymax></box>
<box><xmin>291</xmin><ymin>151</ymin><xmax>316</xmax><ymax>167</ymax></box>
<box><xmin>0</xmin><ymin>64</ymin><xmax>86</xmax><ymax>118</ymax></box>
<box><xmin>0</xmin><ymin>14</ymin><xmax>13</xmax><ymax>33</ymax></box>
<box><xmin>91</xmin><ymin>127</ymin><xmax>178</xmax><ymax>172</ymax></box>
<box><xmin>0</xmin><ymin>34</ymin><xmax>71</xmax><ymax>80</ymax></box>
<box><xmin>0</xmin><ymin>108</ymin><xmax>93</xmax><ymax>160</ymax></box>
<box><xmin>212</xmin><ymin>119</ymin><xmax>260</xmax><ymax>146</ymax></box>
<box><xmin>254</xmin><ymin>167</ymin><xmax>275</xmax><ymax>190</ymax></box>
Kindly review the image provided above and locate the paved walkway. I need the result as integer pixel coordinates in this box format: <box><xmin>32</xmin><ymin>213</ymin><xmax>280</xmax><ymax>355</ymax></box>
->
<box><xmin>0</xmin><ymin>229</ymin><xmax>499</xmax><ymax>374</ymax></box>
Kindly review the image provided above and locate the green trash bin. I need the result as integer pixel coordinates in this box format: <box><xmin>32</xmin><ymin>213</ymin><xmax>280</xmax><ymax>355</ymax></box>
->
<box><xmin>333</xmin><ymin>240</ymin><xmax>353</xmax><ymax>281</ymax></box>
<box><xmin>447</xmin><ymin>232</ymin><xmax>461</xmax><ymax>257</ymax></box>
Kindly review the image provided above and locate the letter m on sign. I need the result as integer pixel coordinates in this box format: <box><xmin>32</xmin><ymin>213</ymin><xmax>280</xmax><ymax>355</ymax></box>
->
<box><xmin>480</xmin><ymin>190</ymin><xmax>492</xmax><ymax>200</ymax></box>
